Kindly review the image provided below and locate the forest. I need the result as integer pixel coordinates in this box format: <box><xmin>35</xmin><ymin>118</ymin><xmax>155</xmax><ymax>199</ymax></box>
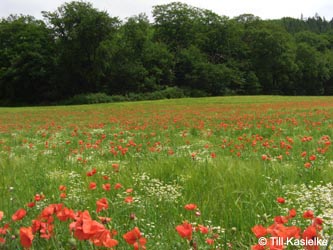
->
<box><xmin>1</xmin><ymin>1</ymin><xmax>333</xmax><ymax>105</ymax></box>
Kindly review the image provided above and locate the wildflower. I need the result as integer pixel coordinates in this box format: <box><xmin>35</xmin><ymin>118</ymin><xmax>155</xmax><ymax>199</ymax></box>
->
<box><xmin>114</xmin><ymin>183</ymin><xmax>122</xmax><ymax>190</ymax></box>
<box><xmin>206</xmin><ymin>238</ymin><xmax>214</xmax><ymax>245</ymax></box>
<box><xmin>112</xmin><ymin>163</ymin><xmax>119</xmax><ymax>171</ymax></box>
<box><xmin>302</xmin><ymin>225</ymin><xmax>317</xmax><ymax>242</ymax></box>
<box><xmin>288</xmin><ymin>209</ymin><xmax>297</xmax><ymax>218</ymax></box>
<box><xmin>12</xmin><ymin>208</ymin><xmax>27</xmax><ymax>221</ymax></box>
<box><xmin>102</xmin><ymin>183</ymin><xmax>111</xmax><ymax>191</ymax></box>
<box><xmin>89</xmin><ymin>182</ymin><xmax>97</xmax><ymax>190</ymax></box>
<box><xmin>96</xmin><ymin>198</ymin><xmax>108</xmax><ymax>213</ymax></box>
<box><xmin>124</xmin><ymin>196</ymin><xmax>133</xmax><ymax>203</ymax></box>
<box><xmin>56</xmin><ymin>207</ymin><xmax>75</xmax><ymax>221</ymax></box>
<box><xmin>184</xmin><ymin>203</ymin><xmax>197</xmax><ymax>210</ymax></box>
<box><xmin>176</xmin><ymin>221</ymin><xmax>192</xmax><ymax>240</ymax></box>
<box><xmin>262</xmin><ymin>154</ymin><xmax>268</xmax><ymax>160</ymax></box>
<box><xmin>309</xmin><ymin>155</ymin><xmax>316</xmax><ymax>161</ymax></box>
<box><xmin>0</xmin><ymin>211</ymin><xmax>3</xmax><ymax>221</ymax></box>
<box><xmin>86</xmin><ymin>168</ymin><xmax>97</xmax><ymax>177</ymax></box>
<box><xmin>274</xmin><ymin>216</ymin><xmax>288</xmax><ymax>224</ymax></box>
<box><xmin>276</xmin><ymin>197</ymin><xmax>285</xmax><ymax>204</ymax></box>
<box><xmin>303</xmin><ymin>210</ymin><xmax>314</xmax><ymax>219</ymax></box>
<box><xmin>59</xmin><ymin>185</ymin><xmax>66</xmax><ymax>191</ymax></box>
<box><xmin>70</xmin><ymin>210</ymin><xmax>103</xmax><ymax>240</ymax></box>
<box><xmin>20</xmin><ymin>227</ymin><xmax>33</xmax><ymax>248</ymax></box>
<box><xmin>251</xmin><ymin>225</ymin><xmax>267</xmax><ymax>238</ymax></box>
<box><xmin>304</xmin><ymin>162</ymin><xmax>311</xmax><ymax>168</ymax></box>
<box><xmin>26</xmin><ymin>202</ymin><xmax>35</xmax><ymax>208</ymax></box>
<box><xmin>123</xmin><ymin>227</ymin><xmax>142</xmax><ymax>244</ymax></box>
<box><xmin>133</xmin><ymin>237</ymin><xmax>147</xmax><ymax>250</ymax></box>
<box><xmin>196</xmin><ymin>224</ymin><xmax>209</xmax><ymax>234</ymax></box>
<box><xmin>34</xmin><ymin>194</ymin><xmax>44</xmax><ymax>201</ymax></box>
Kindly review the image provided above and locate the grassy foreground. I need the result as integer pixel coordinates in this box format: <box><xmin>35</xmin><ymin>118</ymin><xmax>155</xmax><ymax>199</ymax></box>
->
<box><xmin>1</xmin><ymin>96</ymin><xmax>333</xmax><ymax>249</ymax></box>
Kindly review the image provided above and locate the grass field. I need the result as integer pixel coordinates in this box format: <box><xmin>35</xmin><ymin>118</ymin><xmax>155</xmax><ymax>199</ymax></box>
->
<box><xmin>1</xmin><ymin>96</ymin><xmax>333</xmax><ymax>249</ymax></box>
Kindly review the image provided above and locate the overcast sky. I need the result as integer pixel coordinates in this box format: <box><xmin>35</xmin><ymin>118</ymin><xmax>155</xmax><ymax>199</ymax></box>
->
<box><xmin>1</xmin><ymin>0</ymin><xmax>332</xmax><ymax>21</ymax></box>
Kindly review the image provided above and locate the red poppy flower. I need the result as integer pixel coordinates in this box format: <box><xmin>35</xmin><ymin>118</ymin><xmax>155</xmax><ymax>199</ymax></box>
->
<box><xmin>252</xmin><ymin>225</ymin><xmax>267</xmax><ymax>238</ymax></box>
<box><xmin>274</xmin><ymin>216</ymin><xmax>288</xmax><ymax>224</ymax></box>
<box><xmin>59</xmin><ymin>185</ymin><xmax>66</xmax><ymax>191</ymax></box>
<box><xmin>133</xmin><ymin>237</ymin><xmax>147</xmax><ymax>250</ymax></box>
<box><xmin>12</xmin><ymin>208</ymin><xmax>27</xmax><ymax>221</ymax></box>
<box><xmin>302</xmin><ymin>225</ymin><xmax>317</xmax><ymax>243</ymax></box>
<box><xmin>262</xmin><ymin>154</ymin><xmax>268</xmax><ymax>160</ymax></box>
<box><xmin>90</xmin><ymin>229</ymin><xmax>118</xmax><ymax>248</ymax></box>
<box><xmin>56</xmin><ymin>207</ymin><xmax>75</xmax><ymax>221</ymax></box>
<box><xmin>309</xmin><ymin>155</ymin><xmax>316</xmax><ymax>161</ymax></box>
<box><xmin>112</xmin><ymin>163</ymin><xmax>119</xmax><ymax>171</ymax></box>
<box><xmin>123</xmin><ymin>227</ymin><xmax>142</xmax><ymax>244</ymax></box>
<box><xmin>0</xmin><ymin>211</ymin><xmax>3</xmax><ymax>221</ymax></box>
<box><xmin>184</xmin><ymin>203</ymin><xmax>197</xmax><ymax>210</ymax></box>
<box><xmin>34</xmin><ymin>194</ymin><xmax>44</xmax><ymax>201</ymax></box>
<box><xmin>303</xmin><ymin>210</ymin><xmax>314</xmax><ymax>219</ymax></box>
<box><xmin>197</xmin><ymin>224</ymin><xmax>209</xmax><ymax>234</ymax></box>
<box><xmin>124</xmin><ymin>196</ymin><xmax>133</xmax><ymax>203</ymax></box>
<box><xmin>102</xmin><ymin>183</ymin><xmax>111</xmax><ymax>191</ymax></box>
<box><xmin>276</xmin><ymin>197</ymin><xmax>285</xmax><ymax>204</ymax></box>
<box><xmin>288</xmin><ymin>208</ymin><xmax>297</xmax><ymax>218</ymax></box>
<box><xmin>86</xmin><ymin>168</ymin><xmax>97</xmax><ymax>177</ymax></box>
<box><xmin>206</xmin><ymin>238</ymin><xmax>214</xmax><ymax>245</ymax></box>
<box><xmin>96</xmin><ymin>198</ymin><xmax>108</xmax><ymax>213</ymax></box>
<box><xmin>89</xmin><ymin>182</ymin><xmax>97</xmax><ymax>190</ymax></box>
<box><xmin>304</xmin><ymin>162</ymin><xmax>311</xmax><ymax>168</ymax></box>
<box><xmin>114</xmin><ymin>183</ymin><xmax>122</xmax><ymax>190</ymax></box>
<box><xmin>27</xmin><ymin>202</ymin><xmax>35</xmax><ymax>208</ymax></box>
<box><xmin>20</xmin><ymin>227</ymin><xmax>33</xmax><ymax>248</ymax></box>
<box><xmin>312</xmin><ymin>217</ymin><xmax>323</xmax><ymax>231</ymax></box>
<box><xmin>176</xmin><ymin>221</ymin><xmax>193</xmax><ymax>240</ymax></box>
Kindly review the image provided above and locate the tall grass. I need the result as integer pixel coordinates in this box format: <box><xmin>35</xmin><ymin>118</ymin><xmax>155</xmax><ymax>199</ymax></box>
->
<box><xmin>1</xmin><ymin>96</ymin><xmax>333</xmax><ymax>249</ymax></box>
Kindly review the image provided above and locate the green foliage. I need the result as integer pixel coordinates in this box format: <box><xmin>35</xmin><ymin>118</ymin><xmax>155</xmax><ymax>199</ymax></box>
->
<box><xmin>1</xmin><ymin>1</ymin><xmax>333</xmax><ymax>106</ymax></box>
<box><xmin>59</xmin><ymin>87</ymin><xmax>186</xmax><ymax>105</ymax></box>
<box><xmin>42</xmin><ymin>1</ymin><xmax>120</xmax><ymax>98</ymax></box>
<box><xmin>0</xmin><ymin>15</ymin><xmax>55</xmax><ymax>104</ymax></box>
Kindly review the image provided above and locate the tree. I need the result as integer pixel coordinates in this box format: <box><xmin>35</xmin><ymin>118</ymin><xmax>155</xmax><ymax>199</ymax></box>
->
<box><xmin>106</xmin><ymin>14</ymin><xmax>175</xmax><ymax>94</ymax></box>
<box><xmin>43</xmin><ymin>1</ymin><xmax>120</xmax><ymax>97</ymax></box>
<box><xmin>0</xmin><ymin>15</ymin><xmax>55</xmax><ymax>104</ymax></box>
<box><xmin>153</xmin><ymin>2</ymin><xmax>212</xmax><ymax>51</ymax></box>
<box><xmin>244</xmin><ymin>23</ymin><xmax>298</xmax><ymax>94</ymax></box>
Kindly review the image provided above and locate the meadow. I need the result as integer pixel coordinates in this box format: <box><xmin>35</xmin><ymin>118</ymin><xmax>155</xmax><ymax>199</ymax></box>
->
<box><xmin>1</xmin><ymin>96</ymin><xmax>333</xmax><ymax>249</ymax></box>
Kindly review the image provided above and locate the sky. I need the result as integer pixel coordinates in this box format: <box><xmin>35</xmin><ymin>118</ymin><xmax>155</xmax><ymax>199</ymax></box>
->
<box><xmin>0</xmin><ymin>0</ymin><xmax>332</xmax><ymax>21</ymax></box>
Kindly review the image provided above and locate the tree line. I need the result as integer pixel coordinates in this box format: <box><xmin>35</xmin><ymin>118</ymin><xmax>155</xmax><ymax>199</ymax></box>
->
<box><xmin>1</xmin><ymin>1</ymin><xmax>333</xmax><ymax>105</ymax></box>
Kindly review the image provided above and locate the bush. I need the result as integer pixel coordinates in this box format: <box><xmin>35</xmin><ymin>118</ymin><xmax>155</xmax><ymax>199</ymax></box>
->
<box><xmin>59</xmin><ymin>87</ymin><xmax>187</xmax><ymax>105</ymax></box>
<box><xmin>60</xmin><ymin>92</ymin><xmax>113</xmax><ymax>105</ymax></box>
